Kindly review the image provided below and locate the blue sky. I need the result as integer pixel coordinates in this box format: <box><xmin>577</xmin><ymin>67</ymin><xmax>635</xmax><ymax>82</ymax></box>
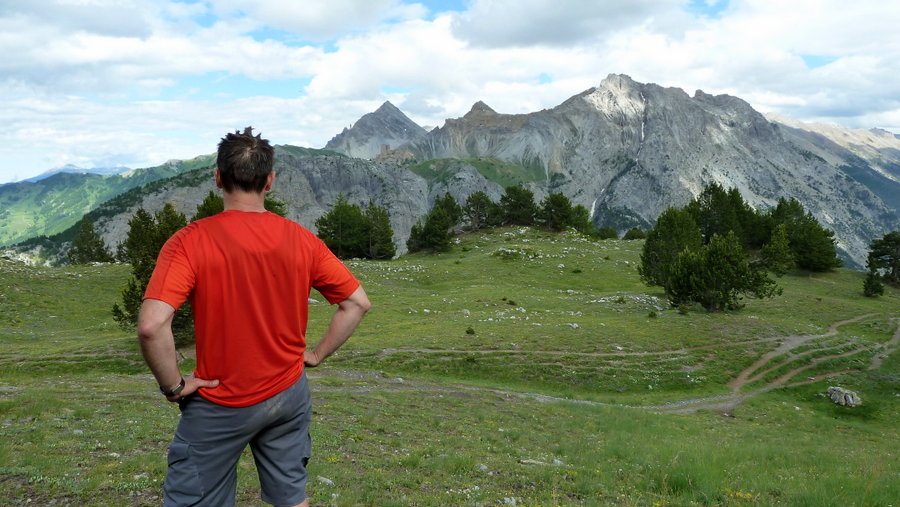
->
<box><xmin>0</xmin><ymin>0</ymin><xmax>898</xmax><ymax>183</ymax></box>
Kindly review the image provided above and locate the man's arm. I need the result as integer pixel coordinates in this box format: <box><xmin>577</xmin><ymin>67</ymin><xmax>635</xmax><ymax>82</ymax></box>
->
<box><xmin>137</xmin><ymin>299</ymin><xmax>218</xmax><ymax>401</ymax></box>
<box><xmin>304</xmin><ymin>286</ymin><xmax>371</xmax><ymax>367</ymax></box>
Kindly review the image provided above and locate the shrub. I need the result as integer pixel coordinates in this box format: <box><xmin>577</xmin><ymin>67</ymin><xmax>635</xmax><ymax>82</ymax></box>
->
<box><xmin>622</xmin><ymin>228</ymin><xmax>647</xmax><ymax>240</ymax></box>
<box><xmin>666</xmin><ymin>232</ymin><xmax>781</xmax><ymax>311</ymax></box>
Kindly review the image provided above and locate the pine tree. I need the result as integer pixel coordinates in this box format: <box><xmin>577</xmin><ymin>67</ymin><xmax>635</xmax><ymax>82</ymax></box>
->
<box><xmin>596</xmin><ymin>226</ymin><xmax>618</xmax><ymax>240</ymax></box>
<box><xmin>192</xmin><ymin>191</ymin><xmax>287</xmax><ymax>222</ymax></box>
<box><xmin>863</xmin><ymin>271</ymin><xmax>884</xmax><ymax>297</ymax></box>
<box><xmin>315</xmin><ymin>195</ymin><xmax>366</xmax><ymax>259</ymax></box>
<box><xmin>866</xmin><ymin>230</ymin><xmax>900</xmax><ymax>286</ymax></box>
<box><xmin>463</xmin><ymin>191</ymin><xmax>499</xmax><ymax>231</ymax></box>
<box><xmin>407</xmin><ymin>206</ymin><xmax>453</xmax><ymax>253</ymax></box>
<box><xmin>363</xmin><ymin>202</ymin><xmax>396</xmax><ymax>260</ymax></box>
<box><xmin>667</xmin><ymin>232</ymin><xmax>780</xmax><ymax>311</ymax></box>
<box><xmin>434</xmin><ymin>193</ymin><xmax>463</xmax><ymax>228</ymax></box>
<box><xmin>500</xmin><ymin>185</ymin><xmax>538</xmax><ymax>226</ymax></box>
<box><xmin>68</xmin><ymin>217</ymin><xmax>113</xmax><ymax>264</ymax></box>
<box><xmin>770</xmin><ymin>198</ymin><xmax>840</xmax><ymax>272</ymax></box>
<box><xmin>639</xmin><ymin>207</ymin><xmax>702</xmax><ymax>288</ymax></box>
<box><xmin>760</xmin><ymin>223</ymin><xmax>794</xmax><ymax>276</ymax></box>
<box><xmin>264</xmin><ymin>193</ymin><xmax>288</xmax><ymax>217</ymax></box>
<box><xmin>570</xmin><ymin>205</ymin><xmax>595</xmax><ymax>236</ymax></box>
<box><xmin>112</xmin><ymin>204</ymin><xmax>193</xmax><ymax>346</ymax></box>
<box><xmin>193</xmin><ymin>191</ymin><xmax>225</xmax><ymax>221</ymax></box>
<box><xmin>622</xmin><ymin>228</ymin><xmax>647</xmax><ymax>240</ymax></box>
<box><xmin>539</xmin><ymin>192</ymin><xmax>575</xmax><ymax>232</ymax></box>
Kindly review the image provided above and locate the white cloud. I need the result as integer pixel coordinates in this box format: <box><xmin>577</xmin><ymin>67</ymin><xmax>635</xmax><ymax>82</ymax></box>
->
<box><xmin>452</xmin><ymin>0</ymin><xmax>682</xmax><ymax>47</ymax></box>
<box><xmin>1</xmin><ymin>0</ymin><xmax>900</xmax><ymax>183</ymax></box>
<box><xmin>209</xmin><ymin>0</ymin><xmax>425</xmax><ymax>41</ymax></box>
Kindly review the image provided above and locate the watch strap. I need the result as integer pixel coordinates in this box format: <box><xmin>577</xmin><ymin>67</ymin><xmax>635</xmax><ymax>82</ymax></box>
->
<box><xmin>160</xmin><ymin>377</ymin><xmax>186</xmax><ymax>397</ymax></box>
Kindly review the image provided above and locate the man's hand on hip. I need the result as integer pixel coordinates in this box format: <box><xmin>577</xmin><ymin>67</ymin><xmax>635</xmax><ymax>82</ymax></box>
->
<box><xmin>167</xmin><ymin>374</ymin><xmax>220</xmax><ymax>403</ymax></box>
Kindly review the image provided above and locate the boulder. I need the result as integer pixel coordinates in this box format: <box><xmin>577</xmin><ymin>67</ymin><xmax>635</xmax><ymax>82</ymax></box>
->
<box><xmin>827</xmin><ymin>386</ymin><xmax>861</xmax><ymax>407</ymax></box>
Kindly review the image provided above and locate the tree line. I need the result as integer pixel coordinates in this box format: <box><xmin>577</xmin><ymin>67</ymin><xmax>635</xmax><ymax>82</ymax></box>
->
<box><xmin>638</xmin><ymin>183</ymin><xmax>848</xmax><ymax>311</ymax></box>
<box><xmin>65</xmin><ymin>183</ymin><xmax>897</xmax><ymax>336</ymax></box>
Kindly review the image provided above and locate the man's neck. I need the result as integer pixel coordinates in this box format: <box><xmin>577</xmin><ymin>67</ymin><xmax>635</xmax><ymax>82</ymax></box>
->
<box><xmin>223</xmin><ymin>190</ymin><xmax>267</xmax><ymax>212</ymax></box>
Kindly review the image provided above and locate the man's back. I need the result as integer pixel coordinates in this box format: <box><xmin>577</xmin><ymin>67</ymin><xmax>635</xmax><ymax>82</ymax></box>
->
<box><xmin>145</xmin><ymin>210</ymin><xmax>359</xmax><ymax>407</ymax></box>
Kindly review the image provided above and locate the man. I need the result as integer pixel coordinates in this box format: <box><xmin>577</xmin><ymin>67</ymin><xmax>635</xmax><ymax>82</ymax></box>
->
<box><xmin>138</xmin><ymin>127</ymin><xmax>370</xmax><ymax>507</ymax></box>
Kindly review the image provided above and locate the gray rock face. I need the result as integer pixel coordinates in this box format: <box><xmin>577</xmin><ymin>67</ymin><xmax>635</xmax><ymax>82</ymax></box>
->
<box><xmin>397</xmin><ymin>74</ymin><xmax>898</xmax><ymax>267</ymax></box>
<box><xmin>827</xmin><ymin>386</ymin><xmax>861</xmax><ymax>407</ymax></box>
<box><xmin>94</xmin><ymin>153</ymin><xmax>430</xmax><ymax>256</ymax></box>
<box><xmin>325</xmin><ymin>101</ymin><xmax>427</xmax><ymax>160</ymax></box>
<box><xmin>20</xmin><ymin>74</ymin><xmax>897</xmax><ymax>267</ymax></box>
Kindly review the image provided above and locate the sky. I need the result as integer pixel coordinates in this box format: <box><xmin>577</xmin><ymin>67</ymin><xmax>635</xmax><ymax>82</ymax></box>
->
<box><xmin>1</xmin><ymin>0</ymin><xmax>898</xmax><ymax>183</ymax></box>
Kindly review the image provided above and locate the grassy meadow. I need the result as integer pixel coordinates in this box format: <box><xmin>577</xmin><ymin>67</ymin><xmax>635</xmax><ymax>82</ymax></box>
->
<box><xmin>1</xmin><ymin>227</ymin><xmax>898</xmax><ymax>506</ymax></box>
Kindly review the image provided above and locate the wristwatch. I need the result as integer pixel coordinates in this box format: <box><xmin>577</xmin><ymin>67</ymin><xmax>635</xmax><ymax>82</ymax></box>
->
<box><xmin>160</xmin><ymin>377</ymin><xmax>186</xmax><ymax>397</ymax></box>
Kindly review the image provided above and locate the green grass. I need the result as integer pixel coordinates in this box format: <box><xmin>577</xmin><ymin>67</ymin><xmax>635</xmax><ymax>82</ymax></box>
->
<box><xmin>1</xmin><ymin>228</ymin><xmax>898</xmax><ymax>506</ymax></box>
<box><xmin>409</xmin><ymin>158</ymin><xmax>546</xmax><ymax>188</ymax></box>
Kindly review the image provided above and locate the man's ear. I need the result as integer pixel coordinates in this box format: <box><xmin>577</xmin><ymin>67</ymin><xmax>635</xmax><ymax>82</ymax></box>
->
<box><xmin>264</xmin><ymin>171</ymin><xmax>275</xmax><ymax>192</ymax></box>
<box><xmin>214</xmin><ymin>168</ymin><xmax>223</xmax><ymax>189</ymax></box>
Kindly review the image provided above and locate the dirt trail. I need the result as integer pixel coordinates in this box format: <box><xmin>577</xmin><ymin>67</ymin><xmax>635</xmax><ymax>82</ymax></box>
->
<box><xmin>651</xmin><ymin>314</ymin><xmax>899</xmax><ymax>415</ymax></box>
<box><xmin>351</xmin><ymin>314</ymin><xmax>900</xmax><ymax>416</ymax></box>
<box><xmin>726</xmin><ymin>314</ymin><xmax>873</xmax><ymax>391</ymax></box>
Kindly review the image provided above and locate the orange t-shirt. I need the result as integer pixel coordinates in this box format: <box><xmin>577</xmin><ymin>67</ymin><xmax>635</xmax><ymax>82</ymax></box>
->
<box><xmin>143</xmin><ymin>210</ymin><xmax>360</xmax><ymax>407</ymax></box>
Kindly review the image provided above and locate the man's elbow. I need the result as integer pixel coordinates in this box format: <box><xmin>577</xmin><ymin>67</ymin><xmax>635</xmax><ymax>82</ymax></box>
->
<box><xmin>349</xmin><ymin>287</ymin><xmax>372</xmax><ymax>314</ymax></box>
<box><xmin>137</xmin><ymin>319</ymin><xmax>161</xmax><ymax>343</ymax></box>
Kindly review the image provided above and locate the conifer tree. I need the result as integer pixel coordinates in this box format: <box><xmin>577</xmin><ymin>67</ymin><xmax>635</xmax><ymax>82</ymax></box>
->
<box><xmin>866</xmin><ymin>230</ymin><xmax>900</xmax><ymax>286</ymax></box>
<box><xmin>68</xmin><ymin>217</ymin><xmax>113</xmax><ymax>264</ymax></box>
<box><xmin>863</xmin><ymin>271</ymin><xmax>884</xmax><ymax>297</ymax></box>
<box><xmin>407</xmin><ymin>206</ymin><xmax>453</xmax><ymax>253</ymax></box>
<box><xmin>596</xmin><ymin>226</ymin><xmax>618</xmax><ymax>240</ymax></box>
<box><xmin>315</xmin><ymin>195</ymin><xmax>366</xmax><ymax>259</ymax></box>
<box><xmin>463</xmin><ymin>191</ymin><xmax>499</xmax><ymax>231</ymax></box>
<box><xmin>639</xmin><ymin>207</ymin><xmax>702</xmax><ymax>288</ymax></box>
<box><xmin>112</xmin><ymin>204</ymin><xmax>192</xmax><ymax>345</ymax></box>
<box><xmin>539</xmin><ymin>192</ymin><xmax>575</xmax><ymax>232</ymax></box>
<box><xmin>770</xmin><ymin>198</ymin><xmax>840</xmax><ymax>272</ymax></box>
<box><xmin>500</xmin><ymin>185</ymin><xmax>538</xmax><ymax>226</ymax></box>
<box><xmin>193</xmin><ymin>191</ymin><xmax>224</xmax><ymax>221</ymax></box>
<box><xmin>667</xmin><ymin>232</ymin><xmax>780</xmax><ymax>311</ymax></box>
<box><xmin>192</xmin><ymin>190</ymin><xmax>287</xmax><ymax>221</ymax></box>
<box><xmin>760</xmin><ymin>223</ymin><xmax>794</xmax><ymax>276</ymax></box>
<box><xmin>622</xmin><ymin>227</ymin><xmax>647</xmax><ymax>240</ymax></box>
<box><xmin>570</xmin><ymin>205</ymin><xmax>595</xmax><ymax>236</ymax></box>
<box><xmin>434</xmin><ymin>193</ymin><xmax>463</xmax><ymax>228</ymax></box>
<box><xmin>363</xmin><ymin>202</ymin><xmax>396</xmax><ymax>260</ymax></box>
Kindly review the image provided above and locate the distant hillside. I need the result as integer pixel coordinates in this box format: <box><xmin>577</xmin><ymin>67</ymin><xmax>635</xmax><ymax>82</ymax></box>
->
<box><xmin>22</xmin><ymin>164</ymin><xmax>130</xmax><ymax>183</ymax></box>
<box><xmin>0</xmin><ymin>155</ymin><xmax>214</xmax><ymax>246</ymax></box>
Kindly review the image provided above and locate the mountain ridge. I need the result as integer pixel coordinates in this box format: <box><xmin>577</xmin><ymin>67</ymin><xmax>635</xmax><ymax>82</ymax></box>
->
<box><xmin>3</xmin><ymin>75</ymin><xmax>897</xmax><ymax>268</ymax></box>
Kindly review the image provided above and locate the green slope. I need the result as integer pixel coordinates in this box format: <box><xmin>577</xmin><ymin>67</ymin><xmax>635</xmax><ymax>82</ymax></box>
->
<box><xmin>409</xmin><ymin>157</ymin><xmax>545</xmax><ymax>188</ymax></box>
<box><xmin>0</xmin><ymin>155</ymin><xmax>214</xmax><ymax>247</ymax></box>
<box><xmin>0</xmin><ymin>230</ymin><xmax>897</xmax><ymax>505</ymax></box>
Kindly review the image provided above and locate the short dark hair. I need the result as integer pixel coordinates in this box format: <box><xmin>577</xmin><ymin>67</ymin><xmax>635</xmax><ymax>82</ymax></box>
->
<box><xmin>216</xmin><ymin>127</ymin><xmax>275</xmax><ymax>193</ymax></box>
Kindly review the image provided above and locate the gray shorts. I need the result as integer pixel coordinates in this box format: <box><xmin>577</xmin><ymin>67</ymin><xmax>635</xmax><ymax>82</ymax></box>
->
<box><xmin>163</xmin><ymin>372</ymin><xmax>312</xmax><ymax>507</ymax></box>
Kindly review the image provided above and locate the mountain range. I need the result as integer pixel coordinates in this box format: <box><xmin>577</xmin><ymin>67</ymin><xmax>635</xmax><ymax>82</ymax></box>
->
<box><xmin>3</xmin><ymin>74</ymin><xmax>898</xmax><ymax>268</ymax></box>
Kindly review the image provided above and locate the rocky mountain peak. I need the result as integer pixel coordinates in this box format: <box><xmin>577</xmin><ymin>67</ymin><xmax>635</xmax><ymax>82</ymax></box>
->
<box><xmin>467</xmin><ymin>101</ymin><xmax>497</xmax><ymax>115</ymax></box>
<box><xmin>324</xmin><ymin>100</ymin><xmax>427</xmax><ymax>159</ymax></box>
<box><xmin>373</xmin><ymin>100</ymin><xmax>406</xmax><ymax>119</ymax></box>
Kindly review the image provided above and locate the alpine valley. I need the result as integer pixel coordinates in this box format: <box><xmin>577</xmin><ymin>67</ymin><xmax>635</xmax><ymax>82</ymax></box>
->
<box><xmin>3</xmin><ymin>74</ymin><xmax>898</xmax><ymax>268</ymax></box>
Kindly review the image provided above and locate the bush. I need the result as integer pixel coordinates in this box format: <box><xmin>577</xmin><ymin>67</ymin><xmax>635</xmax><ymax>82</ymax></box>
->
<box><xmin>407</xmin><ymin>206</ymin><xmax>453</xmax><ymax>253</ymax></box>
<box><xmin>596</xmin><ymin>226</ymin><xmax>618</xmax><ymax>240</ymax></box>
<box><xmin>666</xmin><ymin>232</ymin><xmax>781</xmax><ymax>312</ymax></box>
<box><xmin>863</xmin><ymin>271</ymin><xmax>884</xmax><ymax>297</ymax></box>
<box><xmin>622</xmin><ymin>228</ymin><xmax>646</xmax><ymax>240</ymax></box>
